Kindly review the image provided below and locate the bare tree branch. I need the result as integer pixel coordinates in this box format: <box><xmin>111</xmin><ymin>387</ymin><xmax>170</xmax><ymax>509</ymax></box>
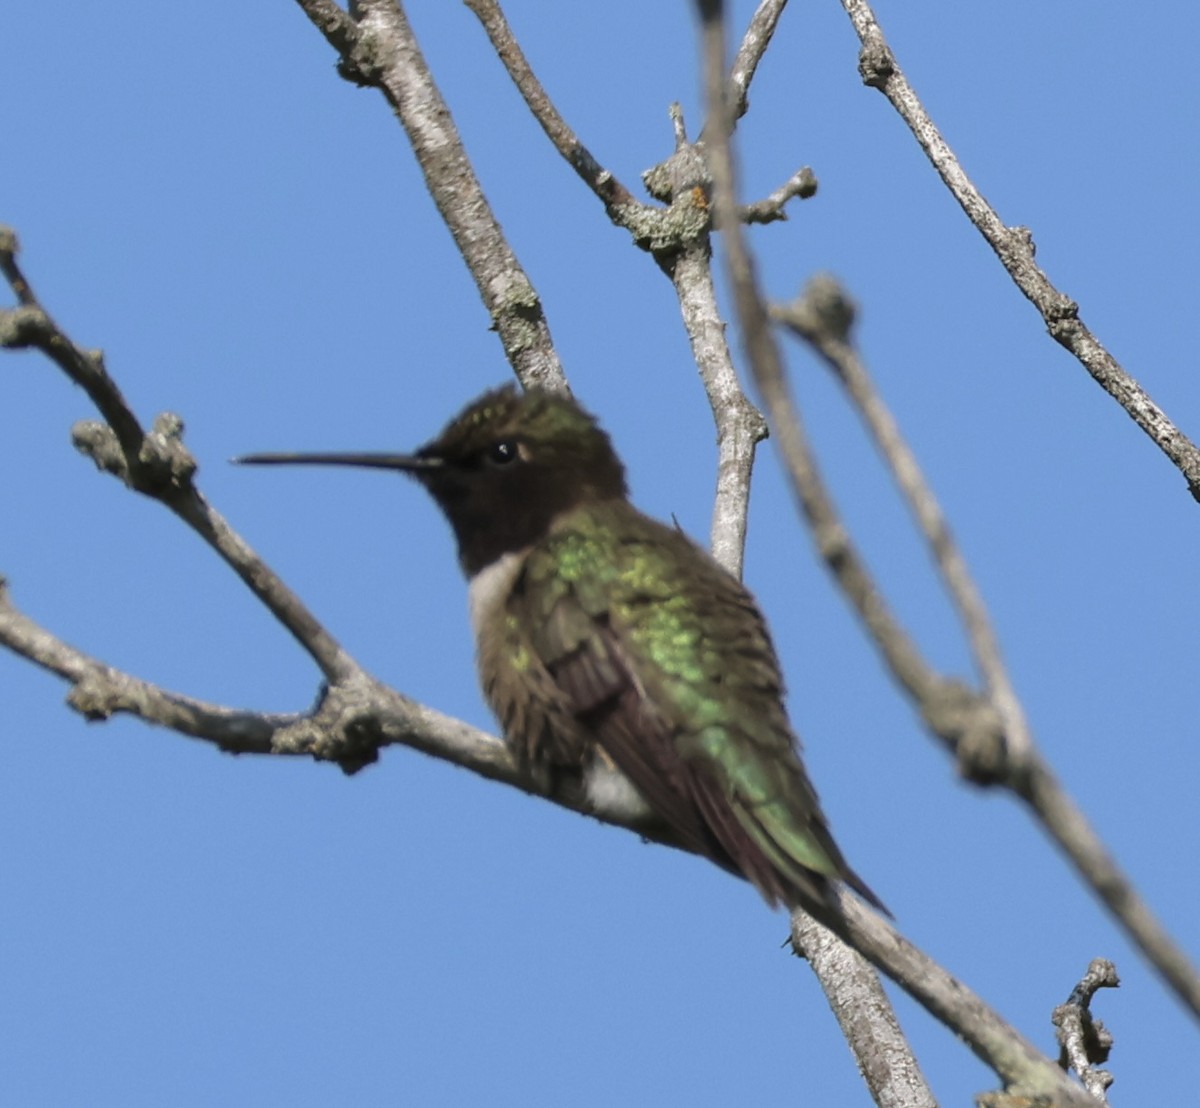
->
<box><xmin>791</xmin><ymin>912</ymin><xmax>935</xmax><ymax>1108</ymax></box>
<box><xmin>770</xmin><ymin>276</ymin><xmax>1200</xmax><ymax>1023</ymax></box>
<box><xmin>0</xmin><ymin>227</ymin><xmax>154</xmax><ymax>478</ymax></box>
<box><xmin>294</xmin><ymin>0</ymin><xmax>565</xmax><ymax>391</ymax></box>
<box><xmin>729</xmin><ymin>0</ymin><xmax>790</xmax><ymax>121</ymax></box>
<box><xmin>465</xmin><ymin>0</ymin><xmax>717</xmax><ymax>270</ymax></box>
<box><xmin>463</xmin><ymin>0</ymin><xmax>639</xmax><ymax>212</ymax></box>
<box><xmin>836</xmin><ymin>0</ymin><xmax>1200</xmax><ymax>502</ymax></box>
<box><xmin>772</xmin><ymin>275</ymin><xmax>1033</xmax><ymax>759</ymax></box>
<box><xmin>0</xmin><ymin>577</ymin><xmax>291</xmax><ymax>750</ymax></box>
<box><xmin>1053</xmin><ymin>959</ymin><xmax>1118</xmax><ymax>1104</ymax></box>
<box><xmin>672</xmin><ymin>238</ymin><xmax>765</xmax><ymax>574</ymax></box>
<box><xmin>738</xmin><ymin>166</ymin><xmax>817</xmax><ymax>224</ymax></box>
<box><xmin>0</xmin><ymin>228</ymin><xmax>357</xmax><ymax>685</ymax></box>
<box><xmin>640</xmin><ymin>105</ymin><xmax>766</xmax><ymax>574</ymax></box>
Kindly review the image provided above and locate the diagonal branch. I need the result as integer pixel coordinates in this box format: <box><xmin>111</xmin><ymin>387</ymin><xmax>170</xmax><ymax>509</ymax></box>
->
<box><xmin>464</xmin><ymin>0</ymin><xmax>714</xmax><ymax>267</ymax></box>
<box><xmin>771</xmin><ymin>275</ymin><xmax>1200</xmax><ymax>1024</ymax></box>
<box><xmin>791</xmin><ymin>911</ymin><xmax>935</xmax><ymax>1107</ymax></box>
<box><xmin>0</xmin><ymin>228</ymin><xmax>356</xmax><ymax>685</ymax></box>
<box><xmin>464</xmin><ymin>0</ymin><xmax>639</xmax><ymax>213</ymax></box>
<box><xmin>0</xmin><ymin>227</ymin><xmax>148</xmax><ymax>476</ymax></box>
<box><xmin>294</xmin><ymin>0</ymin><xmax>565</xmax><ymax>392</ymax></box>
<box><xmin>830</xmin><ymin>893</ymin><xmax>1095</xmax><ymax>1107</ymax></box>
<box><xmin>836</xmin><ymin>0</ymin><xmax>1200</xmax><ymax>502</ymax></box>
<box><xmin>729</xmin><ymin>0</ymin><xmax>790</xmax><ymax>121</ymax></box>
<box><xmin>0</xmin><ymin>574</ymin><xmax>527</xmax><ymax>783</ymax></box>
<box><xmin>771</xmin><ymin>276</ymin><xmax>1034</xmax><ymax>762</ymax></box>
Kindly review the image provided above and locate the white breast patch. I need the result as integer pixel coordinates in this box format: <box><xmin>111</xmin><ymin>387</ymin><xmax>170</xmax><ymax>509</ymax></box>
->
<box><xmin>467</xmin><ymin>549</ymin><xmax>528</xmax><ymax>637</ymax></box>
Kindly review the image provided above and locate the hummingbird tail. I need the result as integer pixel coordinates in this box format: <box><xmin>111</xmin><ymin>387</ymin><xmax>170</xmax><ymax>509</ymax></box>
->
<box><xmin>839</xmin><ymin>865</ymin><xmax>891</xmax><ymax>918</ymax></box>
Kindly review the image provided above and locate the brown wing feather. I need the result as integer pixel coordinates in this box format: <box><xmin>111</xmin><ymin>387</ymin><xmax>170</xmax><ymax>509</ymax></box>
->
<box><xmin>549</xmin><ymin>634</ymin><xmax>720</xmax><ymax>861</ymax></box>
<box><xmin>547</xmin><ymin>614</ymin><xmax>840</xmax><ymax>909</ymax></box>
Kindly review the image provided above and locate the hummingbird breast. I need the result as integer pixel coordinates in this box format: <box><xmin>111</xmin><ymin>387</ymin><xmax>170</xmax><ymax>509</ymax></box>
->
<box><xmin>470</xmin><ymin>544</ymin><xmax>596</xmax><ymax>770</ymax></box>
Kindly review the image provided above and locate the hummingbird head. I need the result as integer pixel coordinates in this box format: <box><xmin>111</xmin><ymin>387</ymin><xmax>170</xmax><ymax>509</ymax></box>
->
<box><xmin>237</xmin><ymin>384</ymin><xmax>628</xmax><ymax>574</ymax></box>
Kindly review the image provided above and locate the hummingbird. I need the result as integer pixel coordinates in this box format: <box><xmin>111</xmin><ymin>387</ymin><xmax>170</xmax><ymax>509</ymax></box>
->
<box><xmin>238</xmin><ymin>385</ymin><xmax>884</xmax><ymax>916</ymax></box>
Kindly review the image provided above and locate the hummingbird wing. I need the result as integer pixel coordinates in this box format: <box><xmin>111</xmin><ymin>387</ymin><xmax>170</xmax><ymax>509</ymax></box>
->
<box><xmin>518</xmin><ymin>505</ymin><xmax>886</xmax><ymax>915</ymax></box>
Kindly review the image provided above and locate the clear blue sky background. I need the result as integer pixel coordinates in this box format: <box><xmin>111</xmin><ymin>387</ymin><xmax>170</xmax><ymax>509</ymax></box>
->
<box><xmin>3</xmin><ymin>3</ymin><xmax>1197</xmax><ymax>1104</ymax></box>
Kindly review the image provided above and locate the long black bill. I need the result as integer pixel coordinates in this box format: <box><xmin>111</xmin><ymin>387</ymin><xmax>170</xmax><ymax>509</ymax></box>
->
<box><xmin>233</xmin><ymin>452</ymin><xmax>441</xmax><ymax>473</ymax></box>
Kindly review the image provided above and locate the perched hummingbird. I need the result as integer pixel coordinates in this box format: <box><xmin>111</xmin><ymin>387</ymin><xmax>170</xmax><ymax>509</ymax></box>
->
<box><xmin>238</xmin><ymin>385</ymin><xmax>884</xmax><ymax>915</ymax></box>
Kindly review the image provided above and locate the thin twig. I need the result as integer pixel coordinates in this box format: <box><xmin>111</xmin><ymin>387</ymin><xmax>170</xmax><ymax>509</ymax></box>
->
<box><xmin>0</xmin><ymin>228</ymin><xmax>356</xmax><ymax>685</ymax></box>
<box><xmin>0</xmin><ymin>577</ymin><xmax>292</xmax><ymax>751</ymax></box>
<box><xmin>739</xmin><ymin>166</ymin><xmax>817</xmax><ymax>223</ymax></box>
<box><xmin>0</xmin><ymin>228</ymin><xmax>146</xmax><ymax>471</ymax></box>
<box><xmin>294</xmin><ymin>0</ymin><xmax>565</xmax><ymax>391</ymax></box>
<box><xmin>772</xmin><ymin>275</ymin><xmax>1033</xmax><ymax>763</ymax></box>
<box><xmin>729</xmin><ymin>0</ymin><xmax>790</xmax><ymax>121</ymax></box>
<box><xmin>837</xmin><ymin>0</ymin><xmax>1200</xmax><ymax>502</ymax></box>
<box><xmin>1052</xmin><ymin>959</ymin><xmax>1119</xmax><ymax>1104</ymax></box>
<box><xmin>465</xmin><ymin>0</ymin><xmax>717</xmax><ymax>267</ymax></box>
<box><xmin>671</xmin><ymin>240</ymin><xmax>767</xmax><ymax>575</ymax></box>
<box><xmin>464</xmin><ymin>0</ymin><xmax>638</xmax><ymax>211</ymax></box>
<box><xmin>770</xmin><ymin>276</ymin><xmax>1200</xmax><ymax>1022</ymax></box>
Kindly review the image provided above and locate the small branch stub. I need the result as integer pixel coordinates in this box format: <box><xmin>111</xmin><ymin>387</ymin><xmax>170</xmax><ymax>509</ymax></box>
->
<box><xmin>1053</xmin><ymin>959</ymin><xmax>1119</xmax><ymax>1102</ymax></box>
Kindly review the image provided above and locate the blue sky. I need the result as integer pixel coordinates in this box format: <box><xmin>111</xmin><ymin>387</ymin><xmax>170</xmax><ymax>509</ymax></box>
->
<box><xmin>3</xmin><ymin>2</ymin><xmax>1197</xmax><ymax>1104</ymax></box>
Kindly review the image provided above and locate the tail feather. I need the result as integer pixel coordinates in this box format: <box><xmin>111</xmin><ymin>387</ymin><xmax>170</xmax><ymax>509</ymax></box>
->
<box><xmin>683</xmin><ymin>762</ymin><xmax>891</xmax><ymax>917</ymax></box>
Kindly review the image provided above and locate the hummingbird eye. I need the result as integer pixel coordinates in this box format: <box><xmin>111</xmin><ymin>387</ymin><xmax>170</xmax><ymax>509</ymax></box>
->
<box><xmin>486</xmin><ymin>439</ymin><xmax>521</xmax><ymax>467</ymax></box>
